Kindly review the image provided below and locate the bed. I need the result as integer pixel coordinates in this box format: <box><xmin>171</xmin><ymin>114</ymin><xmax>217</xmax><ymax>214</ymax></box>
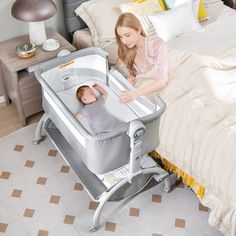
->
<box><xmin>62</xmin><ymin>0</ymin><xmax>236</xmax><ymax>235</ymax></box>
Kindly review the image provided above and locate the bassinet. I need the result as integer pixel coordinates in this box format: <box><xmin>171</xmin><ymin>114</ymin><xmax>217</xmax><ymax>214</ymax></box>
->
<box><xmin>33</xmin><ymin>48</ymin><xmax>172</xmax><ymax>231</ymax></box>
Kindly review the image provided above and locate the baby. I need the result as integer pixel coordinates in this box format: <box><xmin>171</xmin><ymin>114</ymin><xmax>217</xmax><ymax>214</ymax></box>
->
<box><xmin>76</xmin><ymin>83</ymin><xmax>124</xmax><ymax>135</ymax></box>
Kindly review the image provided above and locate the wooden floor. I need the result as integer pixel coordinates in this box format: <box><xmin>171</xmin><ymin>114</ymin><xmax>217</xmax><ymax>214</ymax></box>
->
<box><xmin>0</xmin><ymin>102</ymin><xmax>43</xmax><ymax>137</ymax></box>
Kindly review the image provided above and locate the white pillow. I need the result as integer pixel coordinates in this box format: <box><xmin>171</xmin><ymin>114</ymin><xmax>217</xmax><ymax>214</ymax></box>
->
<box><xmin>174</xmin><ymin>0</ymin><xmax>200</xmax><ymax>18</ymax></box>
<box><xmin>119</xmin><ymin>0</ymin><xmax>164</xmax><ymax>36</ymax></box>
<box><xmin>202</xmin><ymin>0</ymin><xmax>222</xmax><ymax>6</ymax></box>
<box><xmin>75</xmin><ymin>0</ymin><xmax>128</xmax><ymax>46</ymax></box>
<box><xmin>148</xmin><ymin>2</ymin><xmax>203</xmax><ymax>42</ymax></box>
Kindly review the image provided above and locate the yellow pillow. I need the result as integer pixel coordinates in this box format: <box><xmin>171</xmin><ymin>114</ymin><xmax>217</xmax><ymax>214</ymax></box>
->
<box><xmin>133</xmin><ymin>0</ymin><xmax>166</xmax><ymax>9</ymax></box>
<box><xmin>158</xmin><ymin>0</ymin><xmax>167</xmax><ymax>10</ymax></box>
<box><xmin>198</xmin><ymin>0</ymin><xmax>208</xmax><ymax>22</ymax></box>
<box><xmin>120</xmin><ymin>0</ymin><xmax>165</xmax><ymax>35</ymax></box>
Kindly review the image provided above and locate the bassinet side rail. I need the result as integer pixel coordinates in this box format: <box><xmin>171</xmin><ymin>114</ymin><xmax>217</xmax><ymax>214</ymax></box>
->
<box><xmin>31</xmin><ymin>47</ymin><xmax>109</xmax><ymax>74</ymax></box>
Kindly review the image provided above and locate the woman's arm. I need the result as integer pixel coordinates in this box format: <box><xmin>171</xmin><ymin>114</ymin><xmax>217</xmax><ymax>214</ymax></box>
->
<box><xmin>120</xmin><ymin>37</ymin><xmax>168</xmax><ymax>104</ymax></box>
<box><xmin>120</xmin><ymin>79</ymin><xmax>167</xmax><ymax>104</ymax></box>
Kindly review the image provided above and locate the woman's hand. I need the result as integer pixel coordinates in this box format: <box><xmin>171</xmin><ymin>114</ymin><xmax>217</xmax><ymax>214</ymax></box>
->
<box><xmin>120</xmin><ymin>90</ymin><xmax>138</xmax><ymax>104</ymax></box>
<box><xmin>127</xmin><ymin>76</ymin><xmax>136</xmax><ymax>86</ymax></box>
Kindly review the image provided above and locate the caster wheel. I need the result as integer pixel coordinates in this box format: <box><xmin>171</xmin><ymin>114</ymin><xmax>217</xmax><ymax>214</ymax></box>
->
<box><xmin>159</xmin><ymin>178</ymin><xmax>164</xmax><ymax>182</ymax></box>
<box><xmin>164</xmin><ymin>186</ymin><xmax>173</xmax><ymax>193</ymax></box>
<box><xmin>89</xmin><ymin>227</ymin><xmax>97</xmax><ymax>232</ymax></box>
<box><xmin>32</xmin><ymin>140</ymin><xmax>40</xmax><ymax>145</ymax></box>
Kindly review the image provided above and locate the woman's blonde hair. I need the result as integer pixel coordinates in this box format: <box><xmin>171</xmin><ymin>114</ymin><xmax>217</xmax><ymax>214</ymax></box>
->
<box><xmin>115</xmin><ymin>13</ymin><xmax>146</xmax><ymax>76</ymax></box>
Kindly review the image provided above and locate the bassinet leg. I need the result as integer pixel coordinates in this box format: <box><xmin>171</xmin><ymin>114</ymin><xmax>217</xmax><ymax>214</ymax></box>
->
<box><xmin>90</xmin><ymin>178</ymin><xmax>130</xmax><ymax>232</ymax></box>
<box><xmin>164</xmin><ymin>173</ymin><xmax>177</xmax><ymax>193</ymax></box>
<box><xmin>90</xmin><ymin>165</ymin><xmax>169</xmax><ymax>232</ymax></box>
<box><xmin>32</xmin><ymin>113</ymin><xmax>49</xmax><ymax>144</ymax></box>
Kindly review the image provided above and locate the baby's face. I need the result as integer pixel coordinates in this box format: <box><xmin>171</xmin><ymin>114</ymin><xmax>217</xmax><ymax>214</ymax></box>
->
<box><xmin>81</xmin><ymin>87</ymin><xmax>96</xmax><ymax>105</ymax></box>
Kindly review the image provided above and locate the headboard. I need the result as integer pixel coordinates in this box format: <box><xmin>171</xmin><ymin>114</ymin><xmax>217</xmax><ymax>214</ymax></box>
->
<box><xmin>62</xmin><ymin>0</ymin><xmax>89</xmax><ymax>40</ymax></box>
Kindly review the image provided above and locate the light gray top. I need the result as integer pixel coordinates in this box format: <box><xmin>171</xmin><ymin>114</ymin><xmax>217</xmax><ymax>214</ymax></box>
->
<box><xmin>81</xmin><ymin>97</ymin><xmax>124</xmax><ymax>135</ymax></box>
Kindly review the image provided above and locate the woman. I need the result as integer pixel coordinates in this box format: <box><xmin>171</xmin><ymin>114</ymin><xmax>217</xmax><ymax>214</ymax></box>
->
<box><xmin>115</xmin><ymin>13</ymin><xmax>168</xmax><ymax>103</ymax></box>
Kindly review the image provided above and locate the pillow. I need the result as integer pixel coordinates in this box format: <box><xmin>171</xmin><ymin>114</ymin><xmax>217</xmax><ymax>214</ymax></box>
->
<box><xmin>174</xmin><ymin>0</ymin><xmax>200</xmax><ymax>17</ymax></box>
<box><xmin>157</xmin><ymin>0</ymin><xmax>167</xmax><ymax>10</ymax></box>
<box><xmin>119</xmin><ymin>0</ymin><xmax>165</xmax><ymax>36</ymax></box>
<box><xmin>202</xmin><ymin>0</ymin><xmax>222</xmax><ymax>6</ymax></box>
<box><xmin>148</xmin><ymin>2</ymin><xmax>203</xmax><ymax>42</ymax></box>
<box><xmin>164</xmin><ymin>0</ymin><xmax>208</xmax><ymax>21</ymax></box>
<box><xmin>74</xmin><ymin>0</ymin><xmax>128</xmax><ymax>46</ymax></box>
<box><xmin>197</xmin><ymin>0</ymin><xmax>208</xmax><ymax>22</ymax></box>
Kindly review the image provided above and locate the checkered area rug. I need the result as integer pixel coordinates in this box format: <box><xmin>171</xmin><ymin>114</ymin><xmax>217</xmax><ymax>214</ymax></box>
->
<box><xmin>0</xmin><ymin>124</ymin><xmax>223</xmax><ymax>236</ymax></box>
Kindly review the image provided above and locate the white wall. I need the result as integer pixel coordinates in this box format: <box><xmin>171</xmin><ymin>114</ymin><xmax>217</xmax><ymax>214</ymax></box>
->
<box><xmin>0</xmin><ymin>0</ymin><xmax>67</xmax><ymax>97</ymax></box>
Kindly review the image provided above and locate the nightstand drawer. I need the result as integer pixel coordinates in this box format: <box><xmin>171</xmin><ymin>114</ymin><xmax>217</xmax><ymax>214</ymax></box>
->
<box><xmin>18</xmin><ymin>70</ymin><xmax>42</xmax><ymax>117</ymax></box>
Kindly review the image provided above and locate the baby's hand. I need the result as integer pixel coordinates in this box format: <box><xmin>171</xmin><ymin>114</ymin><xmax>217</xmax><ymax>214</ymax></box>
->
<box><xmin>92</xmin><ymin>83</ymin><xmax>99</xmax><ymax>88</ymax></box>
<box><xmin>92</xmin><ymin>83</ymin><xmax>108</xmax><ymax>98</ymax></box>
<box><xmin>75</xmin><ymin>113</ymin><xmax>81</xmax><ymax>120</ymax></box>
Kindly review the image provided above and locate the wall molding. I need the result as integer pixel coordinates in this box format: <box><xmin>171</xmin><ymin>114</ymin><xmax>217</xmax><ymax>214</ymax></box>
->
<box><xmin>0</xmin><ymin>95</ymin><xmax>6</xmax><ymax>104</ymax></box>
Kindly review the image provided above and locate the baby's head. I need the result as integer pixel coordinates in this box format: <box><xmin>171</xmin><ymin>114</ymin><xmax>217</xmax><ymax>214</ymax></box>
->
<box><xmin>76</xmin><ymin>85</ymin><xmax>97</xmax><ymax>105</ymax></box>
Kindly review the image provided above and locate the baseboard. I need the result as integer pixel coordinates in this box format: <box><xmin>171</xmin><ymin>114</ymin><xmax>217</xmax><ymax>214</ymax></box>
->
<box><xmin>0</xmin><ymin>96</ymin><xmax>6</xmax><ymax>104</ymax></box>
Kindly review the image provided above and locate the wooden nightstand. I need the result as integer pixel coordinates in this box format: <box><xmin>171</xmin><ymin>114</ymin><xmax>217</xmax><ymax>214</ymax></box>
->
<box><xmin>0</xmin><ymin>28</ymin><xmax>76</xmax><ymax>126</ymax></box>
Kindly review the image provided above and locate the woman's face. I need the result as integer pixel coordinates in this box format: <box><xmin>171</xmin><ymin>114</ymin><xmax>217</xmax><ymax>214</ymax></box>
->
<box><xmin>117</xmin><ymin>26</ymin><xmax>141</xmax><ymax>48</ymax></box>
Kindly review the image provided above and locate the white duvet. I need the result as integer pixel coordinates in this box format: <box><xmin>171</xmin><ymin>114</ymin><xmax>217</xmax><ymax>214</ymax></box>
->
<box><xmin>156</xmin><ymin>48</ymin><xmax>236</xmax><ymax>235</ymax></box>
